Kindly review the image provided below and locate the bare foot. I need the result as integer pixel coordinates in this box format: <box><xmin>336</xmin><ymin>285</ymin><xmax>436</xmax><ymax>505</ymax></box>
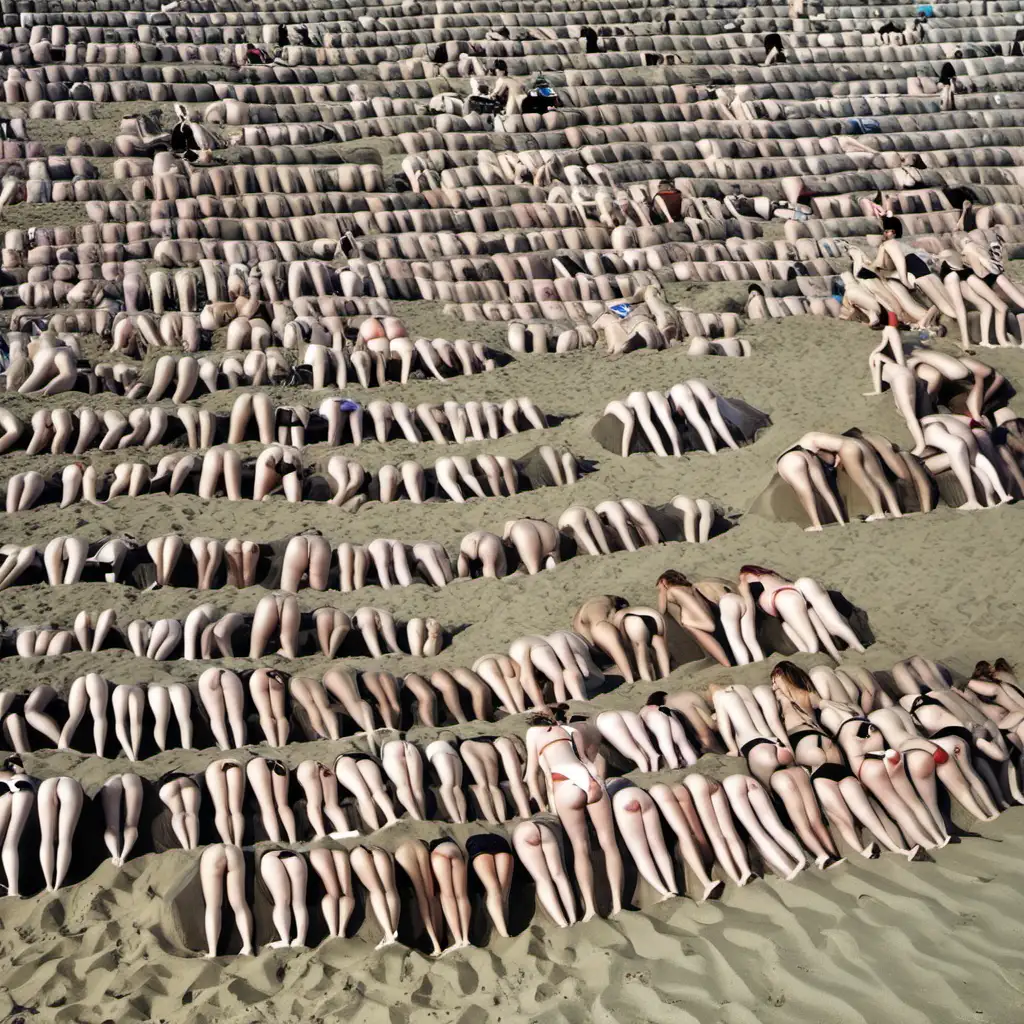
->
<box><xmin>959</xmin><ymin>501</ymin><xmax>984</xmax><ymax>511</ymax></box>
<box><xmin>374</xmin><ymin>932</ymin><xmax>398</xmax><ymax>951</ymax></box>
<box><xmin>269</xmin><ymin>939</ymin><xmax>291</xmax><ymax>950</ymax></box>
<box><xmin>701</xmin><ymin>880</ymin><xmax>725</xmax><ymax>902</ymax></box>
<box><xmin>860</xmin><ymin>843</ymin><xmax>880</xmax><ymax>859</ymax></box>
<box><xmin>290</xmin><ymin>939</ymin><xmax>307</xmax><ymax>949</ymax></box>
<box><xmin>738</xmin><ymin>871</ymin><xmax>756</xmax><ymax>886</ymax></box>
<box><xmin>580</xmin><ymin>907</ymin><xmax>597</xmax><ymax>923</ymax></box>
<box><xmin>904</xmin><ymin>845</ymin><xmax>922</xmax><ymax>861</ymax></box>
<box><xmin>804</xmin><ymin>524</ymin><xmax>823</xmax><ymax>532</ymax></box>
<box><xmin>865</xmin><ymin>513</ymin><xmax>886</xmax><ymax>522</ymax></box>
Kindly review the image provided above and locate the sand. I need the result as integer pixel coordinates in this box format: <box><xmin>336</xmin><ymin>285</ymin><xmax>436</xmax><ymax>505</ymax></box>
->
<box><xmin>4</xmin><ymin>298</ymin><xmax>1024</xmax><ymax>1023</ymax></box>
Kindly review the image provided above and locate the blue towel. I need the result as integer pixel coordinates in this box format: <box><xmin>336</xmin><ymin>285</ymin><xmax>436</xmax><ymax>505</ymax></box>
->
<box><xmin>917</xmin><ymin>4</ymin><xmax>934</xmax><ymax>15</ymax></box>
<box><xmin>610</xmin><ymin>302</ymin><xmax>632</xmax><ymax>319</ymax></box>
<box><xmin>849</xmin><ymin>117</ymin><xmax>881</xmax><ymax>133</ymax></box>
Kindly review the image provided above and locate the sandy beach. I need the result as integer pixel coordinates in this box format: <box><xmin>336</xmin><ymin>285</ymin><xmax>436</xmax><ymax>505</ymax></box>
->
<box><xmin>3</xmin><ymin>299</ymin><xmax>1024</xmax><ymax>1022</ymax></box>
<box><xmin>2</xmin><ymin>3</ymin><xmax>1024</xmax><ymax>1014</ymax></box>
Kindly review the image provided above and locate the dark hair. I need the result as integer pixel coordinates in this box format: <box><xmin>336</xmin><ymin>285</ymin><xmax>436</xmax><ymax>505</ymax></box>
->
<box><xmin>881</xmin><ymin>215</ymin><xmax>902</xmax><ymax>238</ymax></box>
<box><xmin>526</xmin><ymin>713</ymin><xmax>554</xmax><ymax>726</ymax></box>
<box><xmin>739</xmin><ymin>564</ymin><xmax>774</xmax><ymax>575</ymax></box>
<box><xmin>568</xmin><ymin>713</ymin><xmax>589</xmax><ymax>724</ymax></box>
<box><xmin>493</xmin><ymin>59</ymin><xmax>507</xmax><ymax>73</ymax></box>
<box><xmin>657</xmin><ymin>569</ymin><xmax>690</xmax><ymax>587</ymax></box>
<box><xmin>646</xmin><ymin>690</ymin><xmax>667</xmax><ymax>706</ymax></box>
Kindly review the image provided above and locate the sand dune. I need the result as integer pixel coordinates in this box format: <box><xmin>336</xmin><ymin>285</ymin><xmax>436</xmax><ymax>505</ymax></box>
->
<box><xmin>3</xmin><ymin>308</ymin><xmax>1024</xmax><ymax>1022</ymax></box>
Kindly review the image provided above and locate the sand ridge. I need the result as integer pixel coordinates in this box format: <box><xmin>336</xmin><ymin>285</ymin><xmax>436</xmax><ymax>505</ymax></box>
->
<box><xmin>3</xmin><ymin>307</ymin><xmax>1024</xmax><ymax>1021</ymax></box>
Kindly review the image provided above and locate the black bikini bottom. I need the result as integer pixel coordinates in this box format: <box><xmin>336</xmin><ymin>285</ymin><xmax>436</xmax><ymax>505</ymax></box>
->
<box><xmin>467</xmin><ymin>833</ymin><xmax>512</xmax><ymax>859</ymax></box>
<box><xmin>811</xmin><ymin>762</ymin><xmax>853</xmax><ymax>782</ymax></box>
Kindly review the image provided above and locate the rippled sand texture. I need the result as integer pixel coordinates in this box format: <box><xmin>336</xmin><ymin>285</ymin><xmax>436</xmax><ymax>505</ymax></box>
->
<box><xmin>6</xmin><ymin>6</ymin><xmax>1024</xmax><ymax>1021</ymax></box>
<box><xmin>4</xmin><ymin>307</ymin><xmax>1024</xmax><ymax>1023</ymax></box>
<box><xmin>1</xmin><ymin>812</ymin><xmax>1024</xmax><ymax>1024</ymax></box>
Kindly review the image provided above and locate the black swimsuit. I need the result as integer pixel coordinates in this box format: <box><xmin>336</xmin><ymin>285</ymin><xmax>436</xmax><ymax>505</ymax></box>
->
<box><xmin>466</xmin><ymin>833</ymin><xmax>512</xmax><ymax>859</ymax></box>
<box><xmin>837</xmin><ymin>716</ymin><xmax>875</xmax><ymax>741</ymax></box>
<box><xmin>739</xmin><ymin>736</ymin><xmax>780</xmax><ymax>758</ymax></box>
<box><xmin>932</xmin><ymin>724</ymin><xmax>973</xmax><ymax>745</ymax></box>
<box><xmin>789</xmin><ymin>728</ymin><xmax>824</xmax><ymax>749</ymax></box>
<box><xmin>904</xmin><ymin>253</ymin><xmax>931</xmax><ymax>278</ymax></box>
<box><xmin>810</xmin><ymin>762</ymin><xmax>854</xmax><ymax>782</ymax></box>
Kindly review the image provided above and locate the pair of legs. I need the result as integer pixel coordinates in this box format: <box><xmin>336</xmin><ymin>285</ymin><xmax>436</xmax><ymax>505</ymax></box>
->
<box><xmin>39</xmin><ymin>776</ymin><xmax>84</xmax><ymax>892</ymax></box>
<box><xmin>250</xmin><ymin>593</ymin><xmax>300</xmax><ymax>658</ymax></box>
<box><xmin>595</xmin><ymin>710</ymin><xmax>661</xmax><ymax>772</ymax></box>
<box><xmin>461</xmin><ymin>739</ymin><xmax>508</xmax><ymax>823</ymax></box>
<box><xmin>200</xmin><ymin>843</ymin><xmax>254</xmax><ymax>957</ymax></box>
<box><xmin>718</xmin><ymin>592</ymin><xmax>765</xmax><ymax>665</ymax></box>
<box><xmin>0</xmin><ymin>782</ymin><xmax>34</xmax><ymax>895</ymax></box>
<box><xmin>199</xmin><ymin>668</ymin><xmax>246</xmax><ymax>750</ymax></box>
<box><xmin>512</xmin><ymin>820</ymin><xmax>578</xmax><ymax>928</ymax></box>
<box><xmin>159</xmin><ymin>776</ymin><xmax>201</xmax><ymax>850</ymax></box>
<box><xmin>722</xmin><ymin>775</ymin><xmax>808</xmax><ymax>881</ymax></box>
<box><xmin>381</xmin><ymin>740</ymin><xmax>428</xmax><ymax>821</ymax></box>
<box><xmin>554</xmin><ymin>781</ymin><xmax>624</xmax><ymax>920</ymax></box>
<box><xmin>309</xmin><ymin>847</ymin><xmax>355</xmax><ymax>939</ymax></box>
<box><xmin>61</xmin><ymin>672</ymin><xmax>108</xmax><ymax>756</ymax></box>
<box><xmin>247</xmin><ymin>758</ymin><xmax>297</xmax><ymax>843</ymax></box>
<box><xmin>101</xmin><ymin>774</ymin><xmax>143</xmax><ymax>867</ymax></box>
<box><xmin>648</xmin><ymin>780</ymin><xmax>726</xmax><ymax>901</ymax></box>
<box><xmin>261</xmin><ymin>851</ymin><xmax>309</xmax><ymax>948</ymax></box>
<box><xmin>778</xmin><ymin>450</ymin><xmax>844</xmax><ymax>531</ymax></box>
<box><xmin>281</xmin><ymin>533</ymin><xmax>332</xmax><ymax>592</ymax></box>
<box><xmin>335</xmin><ymin>754</ymin><xmax>399</xmax><ymax>831</ymax></box>
<box><xmin>610</xmin><ymin>783</ymin><xmax>678</xmax><ymax>900</ymax></box>
<box><xmin>149</xmin><ymin>683</ymin><xmax>193</xmax><ymax>750</ymax></box>
<box><xmin>350</xmin><ymin>846</ymin><xmax>401</xmax><ymax>950</ymax></box>
<box><xmin>426</xmin><ymin>740</ymin><xmax>469</xmax><ymax>823</ymax></box>
<box><xmin>773</xmin><ymin>580</ymin><xmax>865</xmax><ymax>661</ymax></box>
<box><xmin>295</xmin><ymin>761</ymin><xmax>354</xmax><ymax>838</ymax></box>
<box><xmin>206</xmin><ymin>759</ymin><xmax>246</xmax><ymax>846</ymax></box>
<box><xmin>768</xmin><ymin>768</ymin><xmax>841</xmax><ymax>869</ymax></box>
<box><xmin>250</xmin><ymin>669</ymin><xmax>289</xmax><ymax>746</ymax></box>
